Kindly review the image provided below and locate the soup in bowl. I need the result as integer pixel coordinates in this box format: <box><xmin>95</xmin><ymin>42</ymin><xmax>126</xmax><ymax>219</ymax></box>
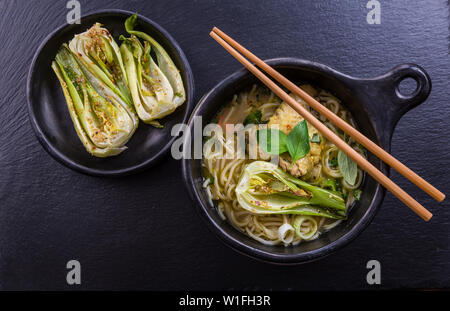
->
<box><xmin>182</xmin><ymin>58</ymin><xmax>431</xmax><ymax>264</ymax></box>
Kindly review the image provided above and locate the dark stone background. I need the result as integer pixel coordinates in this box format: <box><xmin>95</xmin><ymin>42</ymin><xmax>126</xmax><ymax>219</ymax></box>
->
<box><xmin>0</xmin><ymin>0</ymin><xmax>449</xmax><ymax>290</ymax></box>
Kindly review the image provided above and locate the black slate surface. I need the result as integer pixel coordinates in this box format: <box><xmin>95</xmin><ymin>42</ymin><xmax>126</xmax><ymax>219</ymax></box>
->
<box><xmin>0</xmin><ymin>0</ymin><xmax>449</xmax><ymax>290</ymax></box>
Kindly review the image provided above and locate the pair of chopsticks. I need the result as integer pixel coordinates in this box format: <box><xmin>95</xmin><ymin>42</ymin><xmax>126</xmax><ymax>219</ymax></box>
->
<box><xmin>210</xmin><ymin>27</ymin><xmax>445</xmax><ymax>221</ymax></box>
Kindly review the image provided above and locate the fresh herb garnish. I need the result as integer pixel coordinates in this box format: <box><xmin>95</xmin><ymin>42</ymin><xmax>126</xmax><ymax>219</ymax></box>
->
<box><xmin>342</xmin><ymin>192</ymin><xmax>348</xmax><ymax>200</ymax></box>
<box><xmin>321</xmin><ymin>178</ymin><xmax>337</xmax><ymax>192</ymax></box>
<box><xmin>257</xmin><ymin>129</ymin><xmax>288</xmax><ymax>155</ymax></box>
<box><xmin>353</xmin><ymin>189</ymin><xmax>362</xmax><ymax>201</ymax></box>
<box><xmin>329</xmin><ymin>157</ymin><xmax>338</xmax><ymax>167</ymax></box>
<box><xmin>175</xmin><ymin>92</ymin><xmax>183</xmax><ymax>97</ymax></box>
<box><xmin>335</xmin><ymin>179</ymin><xmax>343</xmax><ymax>192</ymax></box>
<box><xmin>287</xmin><ymin>120</ymin><xmax>310</xmax><ymax>163</ymax></box>
<box><xmin>338</xmin><ymin>150</ymin><xmax>358</xmax><ymax>186</ymax></box>
<box><xmin>243</xmin><ymin>110</ymin><xmax>262</xmax><ymax>125</ymax></box>
<box><xmin>210</xmin><ymin>116</ymin><xmax>219</xmax><ymax>124</ymax></box>
<box><xmin>257</xmin><ymin>120</ymin><xmax>310</xmax><ymax>163</ymax></box>
<box><xmin>311</xmin><ymin>133</ymin><xmax>321</xmax><ymax>144</ymax></box>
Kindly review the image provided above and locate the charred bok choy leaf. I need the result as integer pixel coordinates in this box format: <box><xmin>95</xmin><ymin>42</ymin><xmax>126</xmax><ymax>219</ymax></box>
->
<box><xmin>120</xmin><ymin>14</ymin><xmax>186</xmax><ymax>125</ymax></box>
<box><xmin>68</xmin><ymin>23</ymin><xmax>133</xmax><ymax>107</ymax></box>
<box><xmin>51</xmin><ymin>45</ymin><xmax>138</xmax><ymax>157</ymax></box>
<box><xmin>235</xmin><ymin>161</ymin><xmax>346</xmax><ymax>219</ymax></box>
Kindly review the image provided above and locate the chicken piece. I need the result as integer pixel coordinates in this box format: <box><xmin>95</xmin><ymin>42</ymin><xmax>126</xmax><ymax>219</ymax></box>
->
<box><xmin>279</xmin><ymin>154</ymin><xmax>313</xmax><ymax>177</ymax></box>
<box><xmin>268</xmin><ymin>102</ymin><xmax>304</xmax><ymax>134</ymax></box>
<box><xmin>267</xmin><ymin>95</ymin><xmax>323</xmax><ymax>177</ymax></box>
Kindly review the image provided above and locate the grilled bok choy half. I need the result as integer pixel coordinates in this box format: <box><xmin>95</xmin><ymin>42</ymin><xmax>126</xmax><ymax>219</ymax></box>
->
<box><xmin>120</xmin><ymin>14</ymin><xmax>186</xmax><ymax>125</ymax></box>
<box><xmin>51</xmin><ymin>45</ymin><xmax>138</xmax><ymax>157</ymax></box>
<box><xmin>236</xmin><ymin>161</ymin><xmax>347</xmax><ymax>219</ymax></box>
<box><xmin>68</xmin><ymin>23</ymin><xmax>133</xmax><ymax>106</ymax></box>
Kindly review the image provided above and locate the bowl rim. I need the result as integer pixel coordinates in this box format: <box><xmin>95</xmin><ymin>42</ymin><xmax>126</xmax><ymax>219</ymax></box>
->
<box><xmin>27</xmin><ymin>9</ymin><xmax>195</xmax><ymax>177</ymax></box>
<box><xmin>181</xmin><ymin>57</ymin><xmax>387</xmax><ymax>264</ymax></box>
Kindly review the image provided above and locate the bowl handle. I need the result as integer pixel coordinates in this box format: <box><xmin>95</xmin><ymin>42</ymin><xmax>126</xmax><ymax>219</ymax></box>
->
<box><xmin>376</xmin><ymin>64</ymin><xmax>431</xmax><ymax>117</ymax></box>
<box><xmin>357</xmin><ymin>64</ymin><xmax>431</xmax><ymax>146</ymax></box>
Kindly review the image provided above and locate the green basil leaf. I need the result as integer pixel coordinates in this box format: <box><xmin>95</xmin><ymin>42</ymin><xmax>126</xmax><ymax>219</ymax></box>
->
<box><xmin>337</xmin><ymin>150</ymin><xmax>358</xmax><ymax>185</ymax></box>
<box><xmin>286</xmin><ymin>120</ymin><xmax>310</xmax><ymax>162</ymax></box>
<box><xmin>257</xmin><ymin>129</ymin><xmax>288</xmax><ymax>155</ymax></box>
<box><xmin>329</xmin><ymin>158</ymin><xmax>338</xmax><ymax>167</ymax></box>
<box><xmin>243</xmin><ymin>110</ymin><xmax>262</xmax><ymax>126</ymax></box>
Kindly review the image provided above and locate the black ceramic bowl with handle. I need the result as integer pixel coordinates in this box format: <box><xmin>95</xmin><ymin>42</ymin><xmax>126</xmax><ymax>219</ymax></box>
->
<box><xmin>181</xmin><ymin>58</ymin><xmax>431</xmax><ymax>264</ymax></box>
<box><xmin>27</xmin><ymin>9</ymin><xmax>194</xmax><ymax>176</ymax></box>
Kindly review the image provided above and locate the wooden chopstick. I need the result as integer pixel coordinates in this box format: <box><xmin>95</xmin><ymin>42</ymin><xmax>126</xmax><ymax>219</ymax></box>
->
<box><xmin>210</xmin><ymin>29</ymin><xmax>434</xmax><ymax>221</ymax></box>
<box><xmin>212</xmin><ymin>27</ymin><xmax>445</xmax><ymax>204</ymax></box>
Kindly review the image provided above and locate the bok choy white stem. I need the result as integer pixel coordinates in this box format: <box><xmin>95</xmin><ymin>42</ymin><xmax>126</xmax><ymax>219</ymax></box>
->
<box><xmin>120</xmin><ymin>14</ymin><xmax>186</xmax><ymax>125</ymax></box>
<box><xmin>52</xmin><ymin>44</ymin><xmax>138</xmax><ymax>157</ymax></box>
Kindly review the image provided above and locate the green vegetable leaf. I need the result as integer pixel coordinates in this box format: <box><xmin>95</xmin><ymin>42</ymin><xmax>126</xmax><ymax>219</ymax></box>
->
<box><xmin>329</xmin><ymin>157</ymin><xmax>338</xmax><ymax>167</ymax></box>
<box><xmin>235</xmin><ymin>161</ymin><xmax>346</xmax><ymax>218</ymax></box>
<box><xmin>124</xmin><ymin>14</ymin><xmax>186</xmax><ymax>108</ymax></box>
<box><xmin>320</xmin><ymin>178</ymin><xmax>336</xmax><ymax>192</ymax></box>
<box><xmin>353</xmin><ymin>189</ymin><xmax>362</xmax><ymax>201</ymax></box>
<box><xmin>335</xmin><ymin>179</ymin><xmax>342</xmax><ymax>192</ymax></box>
<box><xmin>311</xmin><ymin>133</ymin><xmax>321</xmax><ymax>144</ymax></box>
<box><xmin>68</xmin><ymin>23</ymin><xmax>133</xmax><ymax>107</ymax></box>
<box><xmin>342</xmin><ymin>192</ymin><xmax>348</xmax><ymax>200</ymax></box>
<box><xmin>286</xmin><ymin>120</ymin><xmax>310</xmax><ymax>163</ymax></box>
<box><xmin>210</xmin><ymin>116</ymin><xmax>219</xmax><ymax>124</ymax></box>
<box><xmin>257</xmin><ymin>129</ymin><xmax>288</xmax><ymax>155</ymax></box>
<box><xmin>52</xmin><ymin>45</ymin><xmax>138</xmax><ymax>158</ymax></box>
<box><xmin>338</xmin><ymin>150</ymin><xmax>358</xmax><ymax>185</ymax></box>
<box><xmin>125</xmin><ymin>13</ymin><xmax>139</xmax><ymax>34</ymax></box>
<box><xmin>243</xmin><ymin>110</ymin><xmax>262</xmax><ymax>125</ymax></box>
<box><xmin>122</xmin><ymin>14</ymin><xmax>186</xmax><ymax>123</ymax></box>
<box><xmin>148</xmin><ymin>120</ymin><xmax>164</xmax><ymax>128</ymax></box>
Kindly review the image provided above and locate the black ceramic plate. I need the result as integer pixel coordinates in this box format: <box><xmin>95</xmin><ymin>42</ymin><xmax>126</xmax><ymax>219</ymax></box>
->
<box><xmin>27</xmin><ymin>9</ymin><xmax>194</xmax><ymax>176</ymax></box>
